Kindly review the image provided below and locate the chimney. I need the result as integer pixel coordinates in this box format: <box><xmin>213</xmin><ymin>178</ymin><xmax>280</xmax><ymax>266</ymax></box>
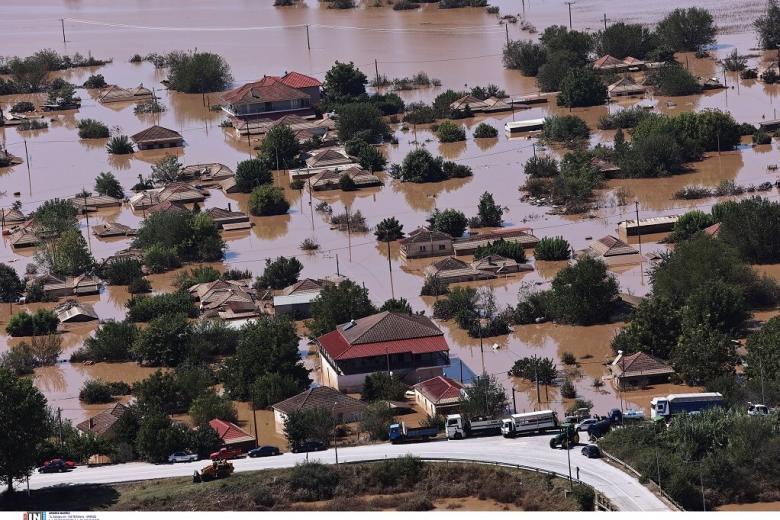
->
<box><xmin>612</xmin><ymin>350</ymin><xmax>623</xmax><ymax>367</ymax></box>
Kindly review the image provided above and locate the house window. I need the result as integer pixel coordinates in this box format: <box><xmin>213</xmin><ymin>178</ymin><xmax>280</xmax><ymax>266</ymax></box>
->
<box><xmin>419</xmin><ymin>245</ymin><xmax>427</xmax><ymax>251</ymax></box>
<box><xmin>438</xmin><ymin>244</ymin><xmax>446</xmax><ymax>250</ymax></box>
<box><xmin>264</xmin><ymin>102</ymin><xmax>272</xmax><ymax>112</ymax></box>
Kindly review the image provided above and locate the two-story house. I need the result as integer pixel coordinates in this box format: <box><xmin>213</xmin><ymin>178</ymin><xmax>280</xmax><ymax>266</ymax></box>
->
<box><xmin>221</xmin><ymin>72</ymin><xmax>321</xmax><ymax>121</ymax></box>
<box><xmin>317</xmin><ymin>311</ymin><xmax>451</xmax><ymax>392</ymax></box>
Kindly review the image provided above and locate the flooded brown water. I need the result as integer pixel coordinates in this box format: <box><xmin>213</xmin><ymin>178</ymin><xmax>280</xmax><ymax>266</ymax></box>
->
<box><xmin>2</xmin><ymin>0</ymin><xmax>779</xmax><ymax>424</ymax></box>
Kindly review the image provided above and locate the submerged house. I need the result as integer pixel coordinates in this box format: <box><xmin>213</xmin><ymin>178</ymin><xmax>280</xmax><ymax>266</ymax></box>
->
<box><xmin>33</xmin><ymin>273</ymin><xmax>102</xmax><ymax>298</ymax></box>
<box><xmin>97</xmin><ymin>84</ymin><xmax>153</xmax><ymax>103</ymax></box>
<box><xmin>290</xmin><ymin>148</ymin><xmax>358</xmax><ymax>180</ymax></box>
<box><xmin>92</xmin><ymin>221</ymin><xmax>137</xmax><ymax>238</ymax></box>
<box><xmin>129</xmin><ymin>183</ymin><xmax>205</xmax><ymax>210</ymax></box>
<box><xmin>413</xmin><ymin>376</ymin><xmax>465</xmax><ymax>417</ymax></box>
<box><xmin>578</xmin><ymin>235</ymin><xmax>640</xmax><ymax>266</ymax></box>
<box><xmin>188</xmin><ymin>279</ymin><xmax>258</xmax><ymax>319</ymax></box>
<box><xmin>607</xmin><ymin>76</ymin><xmax>647</xmax><ymax>97</ymax></box>
<box><xmin>593</xmin><ymin>54</ymin><xmax>629</xmax><ymax>73</ymax></box>
<box><xmin>0</xmin><ymin>208</ymin><xmax>26</xmax><ymax>225</ymax></box>
<box><xmin>449</xmin><ymin>95</ymin><xmax>511</xmax><ymax>113</ymax></box>
<box><xmin>231</xmin><ymin>113</ymin><xmax>335</xmax><ymax>140</ymax></box>
<box><xmin>424</xmin><ymin>256</ymin><xmax>496</xmax><ymax>285</ymax></box>
<box><xmin>309</xmin><ymin>166</ymin><xmax>383</xmax><ymax>191</ymax></box>
<box><xmin>55</xmin><ymin>300</ymin><xmax>98</xmax><ymax>323</ymax></box>
<box><xmin>399</xmin><ymin>227</ymin><xmax>454</xmax><ymax>259</ymax></box>
<box><xmin>611</xmin><ymin>351</ymin><xmax>675</xmax><ymax>389</ymax></box>
<box><xmin>452</xmin><ymin>227</ymin><xmax>539</xmax><ymax>256</ymax></box>
<box><xmin>273</xmin><ymin>278</ymin><xmax>325</xmax><ymax>318</ymax></box>
<box><xmin>221</xmin><ymin>72</ymin><xmax>321</xmax><ymax>122</ymax></box>
<box><xmin>204</xmin><ymin>206</ymin><xmax>250</xmax><ymax>229</ymax></box>
<box><xmin>180</xmin><ymin>163</ymin><xmax>234</xmax><ymax>185</ymax></box>
<box><xmin>470</xmin><ymin>254</ymin><xmax>526</xmax><ymax>275</ymax></box>
<box><xmin>272</xmin><ymin>386</ymin><xmax>367</xmax><ymax>434</ymax></box>
<box><xmin>317</xmin><ymin>311</ymin><xmax>450</xmax><ymax>392</ymax></box>
<box><xmin>69</xmin><ymin>194</ymin><xmax>123</xmax><ymax>211</ymax></box>
<box><xmin>131</xmin><ymin>125</ymin><xmax>184</xmax><ymax>150</ymax></box>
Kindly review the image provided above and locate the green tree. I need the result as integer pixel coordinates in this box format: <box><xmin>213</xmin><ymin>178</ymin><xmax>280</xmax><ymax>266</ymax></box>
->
<box><xmin>672</xmin><ymin>324</ymin><xmax>736</xmax><ymax>385</ymax></box>
<box><xmin>32</xmin><ymin>198</ymin><xmax>77</xmax><ymax>236</ymax></box>
<box><xmin>260</xmin><ymin>124</ymin><xmax>301</xmax><ymax>168</ymax></box>
<box><xmin>537</xmin><ymin>51</ymin><xmax>580</xmax><ymax>92</ymax></box>
<box><xmin>653</xmin><ymin>62</ymin><xmax>702</xmax><ymax>96</ymax></box>
<box><xmin>284</xmin><ymin>408</ymin><xmax>334</xmax><ymax>448</ymax></box>
<box><xmin>362</xmin><ymin>372</ymin><xmax>408</xmax><ymax>402</ymax></box>
<box><xmin>150</xmin><ymin>154</ymin><xmax>183</xmax><ymax>184</ymax></box>
<box><xmin>35</xmin><ymin>228</ymin><xmax>95</xmax><ymax>276</ymax></box>
<box><xmin>220</xmin><ymin>316</ymin><xmax>309</xmax><ymax>400</ymax></box>
<box><xmin>524</xmin><ymin>155</ymin><xmax>560</xmax><ymax>178</ymax></box>
<box><xmin>174</xmin><ymin>266</ymin><xmax>221</xmax><ymax>290</ymax></box>
<box><xmin>669</xmin><ymin>210</ymin><xmax>714</xmax><ymax>242</ymax></box>
<box><xmin>255</xmin><ymin>256</ymin><xmax>303</xmax><ymax>290</ymax></box>
<box><xmin>77</xmin><ymin>119</ymin><xmax>110</xmax><ymax>139</ymax></box>
<box><xmin>436</xmin><ymin>120</ymin><xmax>466</xmax><ymax>142</ymax></box>
<box><xmin>508</xmin><ymin>355</ymin><xmax>558</xmax><ymax>385</ymax></box>
<box><xmin>539</xmin><ymin>25</ymin><xmax>593</xmax><ymax>64</ymax></box>
<box><xmin>335</xmin><ymin>102</ymin><xmax>389</xmax><ymax>143</ymax></box>
<box><xmin>235</xmin><ymin>157</ymin><xmax>273</xmax><ymax>193</ymax></box>
<box><xmin>715</xmin><ymin>197</ymin><xmax>780</xmax><ymax>263</ymax></box>
<box><xmin>345</xmin><ymin>138</ymin><xmax>387</xmax><ymax>171</ymax></box>
<box><xmin>250</xmin><ymin>372</ymin><xmax>303</xmax><ymax>408</ymax></box>
<box><xmin>379</xmin><ymin>297</ymin><xmax>413</xmax><ymax>314</ymax></box>
<box><xmin>249</xmin><ymin>185</ymin><xmax>289</xmax><ymax>216</ymax></box>
<box><xmin>476</xmin><ymin>191</ymin><xmax>503</xmax><ymax>227</ymax></box>
<box><xmin>189</xmin><ymin>392</ymin><xmax>238</xmax><ymax>425</ymax></box>
<box><xmin>0</xmin><ymin>368</ymin><xmax>49</xmax><ymax>493</ymax></box>
<box><xmin>106</xmin><ymin>135</ymin><xmax>134</xmax><ymax>154</ymax></box>
<box><xmin>534</xmin><ymin>236</ymin><xmax>571</xmax><ymax>260</ymax></box>
<box><xmin>745</xmin><ymin>315</ymin><xmax>780</xmax><ymax>387</ymax></box>
<box><xmin>502</xmin><ymin>40</ymin><xmax>547</xmax><ymax>75</ymax></box>
<box><xmin>428</xmin><ymin>208</ymin><xmax>468</xmax><ymax>238</ymax></box>
<box><xmin>135</xmin><ymin>413</ymin><xmax>190</xmax><ymax>462</ymax></box>
<box><xmin>754</xmin><ymin>0</ymin><xmax>780</xmax><ymax>50</ymax></box>
<box><xmin>126</xmin><ymin>290</ymin><xmax>196</xmax><ymax>322</ymax></box>
<box><xmin>395</xmin><ymin>148</ymin><xmax>447</xmax><ymax>182</ymax></box>
<box><xmin>656</xmin><ymin>7</ymin><xmax>717</xmax><ymax>51</ymax></box>
<box><xmin>611</xmin><ymin>297</ymin><xmax>681</xmax><ymax>359</ymax></box>
<box><xmin>542</xmin><ymin>115</ymin><xmax>590</xmax><ymax>144</ymax></box>
<box><xmin>323</xmin><ymin>61</ymin><xmax>368</xmax><ymax>102</ymax></box>
<box><xmin>0</xmin><ymin>264</ymin><xmax>24</xmax><ymax>303</ymax></box>
<box><xmin>133</xmin><ymin>210</ymin><xmax>224</xmax><ymax>263</ymax></box>
<box><xmin>595</xmin><ymin>22</ymin><xmax>659</xmax><ymax>59</ymax></box>
<box><xmin>473</xmin><ymin>122</ymin><xmax>498</xmax><ymax>138</ymax></box>
<box><xmin>6</xmin><ymin>309</ymin><xmax>58</xmax><ymax>337</ymax></box>
<box><xmin>374</xmin><ymin>217</ymin><xmax>404</xmax><ymax>241</ymax></box>
<box><xmin>165</xmin><ymin>50</ymin><xmax>233</xmax><ymax>93</ymax></box>
<box><xmin>308</xmin><ymin>279</ymin><xmax>377</xmax><ymax>337</ymax></box>
<box><xmin>557</xmin><ymin>67</ymin><xmax>607</xmax><ymax>108</ymax></box>
<box><xmin>681</xmin><ymin>280</ymin><xmax>748</xmax><ymax>335</ymax></box>
<box><xmin>131</xmin><ymin>312</ymin><xmax>193</xmax><ymax>366</ymax></box>
<box><xmin>459</xmin><ymin>374</ymin><xmax>507</xmax><ymax>419</ymax></box>
<box><xmin>78</xmin><ymin>379</ymin><xmax>114</xmax><ymax>404</ymax></box>
<box><xmin>360</xmin><ymin>401</ymin><xmax>396</xmax><ymax>440</ymax></box>
<box><xmin>473</xmin><ymin>238</ymin><xmax>526</xmax><ymax>263</ymax></box>
<box><xmin>77</xmin><ymin>320</ymin><xmax>139</xmax><ymax>362</ymax></box>
<box><xmin>94</xmin><ymin>171</ymin><xmax>124</xmax><ymax>198</ymax></box>
<box><xmin>549</xmin><ymin>256</ymin><xmax>618</xmax><ymax>325</ymax></box>
<box><xmin>338</xmin><ymin>173</ymin><xmax>357</xmax><ymax>191</ymax></box>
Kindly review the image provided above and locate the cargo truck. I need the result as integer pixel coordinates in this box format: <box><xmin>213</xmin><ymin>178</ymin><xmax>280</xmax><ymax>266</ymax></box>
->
<box><xmin>446</xmin><ymin>414</ymin><xmax>502</xmax><ymax>440</ymax></box>
<box><xmin>388</xmin><ymin>422</ymin><xmax>439</xmax><ymax>443</ymax></box>
<box><xmin>500</xmin><ymin>410</ymin><xmax>558</xmax><ymax>438</ymax></box>
<box><xmin>650</xmin><ymin>392</ymin><xmax>724</xmax><ymax>420</ymax></box>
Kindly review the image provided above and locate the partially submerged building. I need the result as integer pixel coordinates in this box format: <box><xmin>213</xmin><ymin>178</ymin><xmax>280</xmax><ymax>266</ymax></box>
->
<box><xmin>449</xmin><ymin>95</ymin><xmax>512</xmax><ymax>113</ymax></box>
<box><xmin>55</xmin><ymin>300</ymin><xmax>99</xmax><ymax>323</ymax></box>
<box><xmin>92</xmin><ymin>221</ymin><xmax>137</xmax><ymax>238</ymax></box>
<box><xmin>452</xmin><ymin>227</ymin><xmax>539</xmax><ymax>256</ymax></box>
<box><xmin>309</xmin><ymin>166</ymin><xmax>383</xmax><ymax>191</ymax></box>
<box><xmin>317</xmin><ymin>311</ymin><xmax>450</xmax><ymax>392</ymax></box>
<box><xmin>272</xmin><ymin>386</ymin><xmax>367</xmax><ymax>434</ymax></box>
<box><xmin>188</xmin><ymin>279</ymin><xmax>258</xmax><ymax>319</ymax></box>
<box><xmin>290</xmin><ymin>148</ymin><xmax>358</xmax><ymax>181</ymax></box>
<box><xmin>611</xmin><ymin>351</ymin><xmax>675</xmax><ymax>389</ymax></box>
<box><xmin>129</xmin><ymin>183</ymin><xmax>205</xmax><ymax>210</ymax></box>
<box><xmin>578</xmin><ymin>235</ymin><xmax>641</xmax><ymax>266</ymax></box>
<box><xmin>399</xmin><ymin>227</ymin><xmax>454</xmax><ymax>259</ymax></box>
<box><xmin>424</xmin><ymin>256</ymin><xmax>496</xmax><ymax>285</ymax></box>
<box><xmin>131</xmin><ymin>125</ymin><xmax>184</xmax><ymax>151</ymax></box>
<box><xmin>180</xmin><ymin>163</ymin><xmax>234</xmax><ymax>185</ymax></box>
<box><xmin>33</xmin><ymin>273</ymin><xmax>102</xmax><ymax>298</ymax></box>
<box><xmin>273</xmin><ymin>278</ymin><xmax>325</xmax><ymax>318</ymax></box>
<box><xmin>69</xmin><ymin>194</ymin><xmax>123</xmax><ymax>211</ymax></box>
<box><xmin>204</xmin><ymin>207</ymin><xmax>250</xmax><ymax>229</ymax></box>
<box><xmin>607</xmin><ymin>76</ymin><xmax>647</xmax><ymax>97</ymax></box>
<box><xmin>97</xmin><ymin>84</ymin><xmax>153</xmax><ymax>103</ymax></box>
<box><xmin>0</xmin><ymin>207</ymin><xmax>26</xmax><ymax>226</ymax></box>
<box><xmin>221</xmin><ymin>72</ymin><xmax>322</xmax><ymax>122</ymax></box>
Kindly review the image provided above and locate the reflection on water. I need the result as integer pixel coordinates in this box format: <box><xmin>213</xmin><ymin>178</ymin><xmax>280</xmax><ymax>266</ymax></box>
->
<box><xmin>1</xmin><ymin>0</ymin><xmax>779</xmax><ymax>423</ymax></box>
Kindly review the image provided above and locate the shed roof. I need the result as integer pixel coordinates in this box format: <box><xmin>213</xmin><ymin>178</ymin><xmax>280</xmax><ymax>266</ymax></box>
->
<box><xmin>593</xmin><ymin>55</ymin><xmax>626</xmax><ymax>69</ymax></box>
<box><xmin>613</xmin><ymin>351</ymin><xmax>674</xmax><ymax>378</ymax></box>
<box><xmin>208</xmin><ymin>419</ymin><xmax>255</xmax><ymax>445</ymax></box>
<box><xmin>589</xmin><ymin>235</ymin><xmax>639</xmax><ymax>257</ymax></box>
<box><xmin>55</xmin><ymin>300</ymin><xmax>98</xmax><ymax>322</ymax></box>
<box><xmin>273</xmin><ymin>386</ymin><xmax>367</xmax><ymax>416</ymax></box>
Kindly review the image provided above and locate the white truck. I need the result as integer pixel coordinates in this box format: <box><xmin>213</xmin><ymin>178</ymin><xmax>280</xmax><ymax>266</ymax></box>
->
<box><xmin>501</xmin><ymin>410</ymin><xmax>559</xmax><ymax>438</ymax></box>
<box><xmin>650</xmin><ymin>392</ymin><xmax>724</xmax><ymax>420</ymax></box>
<box><xmin>446</xmin><ymin>414</ymin><xmax>502</xmax><ymax>440</ymax></box>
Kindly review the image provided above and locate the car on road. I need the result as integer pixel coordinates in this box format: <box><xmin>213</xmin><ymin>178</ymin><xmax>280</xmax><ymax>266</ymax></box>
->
<box><xmin>168</xmin><ymin>451</ymin><xmax>199</xmax><ymax>463</ymax></box>
<box><xmin>248</xmin><ymin>445</ymin><xmax>281</xmax><ymax>458</ymax></box>
<box><xmin>581</xmin><ymin>444</ymin><xmax>602</xmax><ymax>459</ymax></box>
<box><xmin>38</xmin><ymin>460</ymin><xmax>70</xmax><ymax>473</ymax></box>
<box><xmin>291</xmin><ymin>440</ymin><xmax>326</xmax><ymax>453</ymax></box>
<box><xmin>210</xmin><ymin>447</ymin><xmax>244</xmax><ymax>461</ymax></box>
<box><xmin>575</xmin><ymin>418</ymin><xmax>598</xmax><ymax>432</ymax></box>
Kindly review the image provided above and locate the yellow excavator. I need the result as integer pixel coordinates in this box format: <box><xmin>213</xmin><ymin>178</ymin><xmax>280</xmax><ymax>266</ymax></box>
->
<box><xmin>193</xmin><ymin>459</ymin><xmax>235</xmax><ymax>483</ymax></box>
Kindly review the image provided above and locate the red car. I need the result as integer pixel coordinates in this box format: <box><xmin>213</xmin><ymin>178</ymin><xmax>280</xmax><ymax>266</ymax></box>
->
<box><xmin>209</xmin><ymin>447</ymin><xmax>243</xmax><ymax>461</ymax></box>
<box><xmin>42</xmin><ymin>458</ymin><xmax>76</xmax><ymax>470</ymax></box>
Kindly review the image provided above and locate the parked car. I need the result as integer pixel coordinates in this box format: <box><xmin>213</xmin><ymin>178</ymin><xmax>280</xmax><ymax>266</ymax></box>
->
<box><xmin>38</xmin><ymin>460</ymin><xmax>69</xmax><ymax>473</ymax></box>
<box><xmin>575</xmin><ymin>418</ymin><xmax>598</xmax><ymax>432</ymax></box>
<box><xmin>581</xmin><ymin>444</ymin><xmax>602</xmax><ymax>459</ymax></box>
<box><xmin>168</xmin><ymin>451</ymin><xmax>199</xmax><ymax>463</ymax></box>
<box><xmin>209</xmin><ymin>447</ymin><xmax>244</xmax><ymax>461</ymax></box>
<box><xmin>291</xmin><ymin>440</ymin><xmax>326</xmax><ymax>453</ymax></box>
<box><xmin>248</xmin><ymin>446</ymin><xmax>281</xmax><ymax>458</ymax></box>
<box><xmin>42</xmin><ymin>458</ymin><xmax>76</xmax><ymax>470</ymax></box>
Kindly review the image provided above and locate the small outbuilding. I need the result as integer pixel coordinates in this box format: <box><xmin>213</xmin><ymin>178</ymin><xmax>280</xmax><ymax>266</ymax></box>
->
<box><xmin>579</xmin><ymin>235</ymin><xmax>640</xmax><ymax>266</ymax></box>
<box><xmin>272</xmin><ymin>386</ymin><xmax>368</xmax><ymax>435</ymax></box>
<box><xmin>413</xmin><ymin>376</ymin><xmax>465</xmax><ymax>417</ymax></box>
<box><xmin>611</xmin><ymin>351</ymin><xmax>675</xmax><ymax>389</ymax></box>
<box><xmin>55</xmin><ymin>300</ymin><xmax>99</xmax><ymax>322</ymax></box>
<box><xmin>131</xmin><ymin>125</ymin><xmax>184</xmax><ymax>150</ymax></box>
<box><xmin>208</xmin><ymin>419</ymin><xmax>256</xmax><ymax>452</ymax></box>
<box><xmin>77</xmin><ymin>403</ymin><xmax>129</xmax><ymax>440</ymax></box>
<box><xmin>92</xmin><ymin>221</ymin><xmax>137</xmax><ymax>238</ymax></box>
<box><xmin>399</xmin><ymin>227</ymin><xmax>454</xmax><ymax>259</ymax></box>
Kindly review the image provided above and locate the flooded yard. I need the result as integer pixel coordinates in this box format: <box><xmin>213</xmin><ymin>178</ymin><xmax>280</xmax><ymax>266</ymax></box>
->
<box><xmin>2</xmin><ymin>0</ymin><xmax>779</xmax><ymax>424</ymax></box>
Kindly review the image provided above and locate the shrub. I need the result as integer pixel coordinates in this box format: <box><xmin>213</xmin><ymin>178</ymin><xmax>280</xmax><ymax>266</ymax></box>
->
<box><xmin>346</xmin><ymin>138</ymin><xmax>387</xmax><ymax>171</ymax></box>
<box><xmin>82</xmin><ymin>74</ymin><xmax>107</xmax><ymax>88</ymax></box>
<box><xmin>436</xmin><ymin>120</ymin><xmax>466</xmax><ymax>142</ymax></box>
<box><xmin>653</xmin><ymin>63</ymin><xmax>702</xmax><ymax>96</ymax></box>
<box><xmin>442</xmin><ymin>161</ymin><xmax>472</xmax><ymax>178</ymax></box>
<box><xmin>503</xmin><ymin>40</ymin><xmax>547</xmax><ymax>76</ymax></box>
<box><xmin>102</xmin><ymin>258</ymin><xmax>143</xmax><ymax>285</ymax></box>
<box><xmin>126</xmin><ymin>290</ymin><xmax>196</xmax><ymax>322</ymax></box>
<box><xmin>656</xmin><ymin>7</ymin><xmax>716</xmax><ymax>51</ymax></box>
<box><xmin>403</xmin><ymin>102</ymin><xmax>436</xmax><ymax>124</ymax></box>
<box><xmin>290</xmin><ymin>463</ymin><xmax>340</xmax><ymax>500</ymax></box>
<box><xmin>473</xmin><ymin>122</ymin><xmax>498</xmax><ymax>138</ymax></box>
<box><xmin>18</xmin><ymin>119</ymin><xmax>47</xmax><ymax>131</ymax></box>
<box><xmin>476</xmin><ymin>191</ymin><xmax>503</xmax><ymax>227</ymax></box>
<box><xmin>597</xmin><ymin>107</ymin><xmax>652</xmax><ymax>130</ymax></box>
<box><xmin>561</xmin><ymin>351</ymin><xmax>577</xmax><ymax>365</ymax></box>
<box><xmin>133</xmin><ymin>100</ymin><xmax>166</xmax><ymax>114</ymax></box>
<box><xmin>300</xmin><ymin>238</ymin><xmax>319</xmax><ymax>251</ymax></box>
<box><xmin>560</xmin><ymin>379</ymin><xmax>576</xmax><ymax>398</ymax></box>
<box><xmin>249</xmin><ymin>185</ymin><xmax>289</xmax><ymax>216</ymax></box>
<box><xmin>10</xmin><ymin>101</ymin><xmax>35</xmax><ymax>113</ymax></box>
<box><xmin>256</xmin><ymin>256</ymin><xmax>303</xmax><ymax>290</ymax></box>
<box><xmin>106</xmin><ymin>135</ymin><xmax>134</xmax><ymax>154</ymax></box>
<box><xmin>374</xmin><ymin>217</ymin><xmax>404</xmax><ymax>241</ymax></box>
<box><xmin>94</xmin><ymin>171</ymin><xmax>124</xmax><ymax>198</ymax></box>
<box><xmin>79</xmin><ymin>379</ymin><xmax>114</xmax><ymax>404</ymax></box>
<box><xmin>143</xmin><ymin>244</ymin><xmax>180</xmax><ymax>273</ymax></box>
<box><xmin>165</xmin><ymin>50</ymin><xmax>232</xmax><ymax>93</ymax></box>
<box><xmin>557</xmin><ymin>67</ymin><xmax>607</xmax><ymax>107</ymax></box>
<box><xmin>754</xmin><ymin>130</ymin><xmax>772</xmax><ymax>145</ymax></box>
<box><xmin>338</xmin><ymin>173</ymin><xmax>357</xmax><ymax>191</ymax></box>
<box><xmin>474</xmin><ymin>238</ymin><xmax>526</xmax><ymax>263</ymax></box>
<box><xmin>524</xmin><ymin>155</ymin><xmax>559</xmax><ymax>178</ymax></box>
<box><xmin>393</xmin><ymin>0</ymin><xmax>420</xmax><ymax>10</ymax></box>
<box><xmin>420</xmin><ymin>275</ymin><xmax>449</xmax><ymax>296</ymax></box>
<box><xmin>75</xmin><ymin>320</ymin><xmax>139</xmax><ymax>362</ymax></box>
<box><xmin>542</xmin><ymin>115</ymin><xmax>590</xmax><ymax>144</ymax></box>
<box><xmin>6</xmin><ymin>309</ymin><xmax>58</xmax><ymax>337</ymax></box>
<box><xmin>534</xmin><ymin>236</ymin><xmax>571</xmax><ymax>260</ymax></box>
<box><xmin>235</xmin><ymin>157</ymin><xmax>273</xmax><ymax>193</ymax></box>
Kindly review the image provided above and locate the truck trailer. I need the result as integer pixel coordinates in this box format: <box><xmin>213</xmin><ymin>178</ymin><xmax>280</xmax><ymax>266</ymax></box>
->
<box><xmin>650</xmin><ymin>392</ymin><xmax>724</xmax><ymax>420</ymax></box>
<box><xmin>500</xmin><ymin>410</ymin><xmax>558</xmax><ymax>438</ymax></box>
<box><xmin>446</xmin><ymin>414</ymin><xmax>502</xmax><ymax>440</ymax></box>
<box><xmin>388</xmin><ymin>422</ymin><xmax>439</xmax><ymax>443</ymax></box>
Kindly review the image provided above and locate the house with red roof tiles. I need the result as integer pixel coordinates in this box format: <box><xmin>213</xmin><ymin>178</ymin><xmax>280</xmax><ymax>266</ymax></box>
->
<box><xmin>221</xmin><ymin>72</ymin><xmax>321</xmax><ymax>121</ymax></box>
<box><xmin>611</xmin><ymin>351</ymin><xmax>675</xmax><ymax>389</ymax></box>
<box><xmin>317</xmin><ymin>311</ymin><xmax>450</xmax><ymax>392</ymax></box>
<box><xmin>413</xmin><ymin>376</ymin><xmax>464</xmax><ymax>417</ymax></box>
<box><xmin>208</xmin><ymin>418</ymin><xmax>256</xmax><ymax>452</ymax></box>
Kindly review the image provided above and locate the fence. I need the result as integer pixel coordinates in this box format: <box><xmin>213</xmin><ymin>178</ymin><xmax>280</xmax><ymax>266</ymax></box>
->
<box><xmin>599</xmin><ymin>449</ymin><xmax>684</xmax><ymax>511</ymax></box>
<box><xmin>341</xmin><ymin>456</ymin><xmax>616</xmax><ymax>511</ymax></box>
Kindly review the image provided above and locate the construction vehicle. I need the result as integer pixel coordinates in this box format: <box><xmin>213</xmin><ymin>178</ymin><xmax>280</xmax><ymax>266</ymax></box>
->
<box><xmin>446</xmin><ymin>414</ymin><xmax>502</xmax><ymax>440</ymax></box>
<box><xmin>549</xmin><ymin>423</ymin><xmax>579</xmax><ymax>449</ymax></box>
<box><xmin>193</xmin><ymin>459</ymin><xmax>234</xmax><ymax>483</ymax></box>
<box><xmin>388</xmin><ymin>422</ymin><xmax>439</xmax><ymax>443</ymax></box>
<box><xmin>501</xmin><ymin>410</ymin><xmax>558</xmax><ymax>438</ymax></box>
<box><xmin>650</xmin><ymin>392</ymin><xmax>724</xmax><ymax>421</ymax></box>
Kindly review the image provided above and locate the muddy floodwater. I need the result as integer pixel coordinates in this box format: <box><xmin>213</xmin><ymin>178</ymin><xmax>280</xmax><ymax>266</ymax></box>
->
<box><xmin>2</xmin><ymin>0</ymin><xmax>779</xmax><ymax>425</ymax></box>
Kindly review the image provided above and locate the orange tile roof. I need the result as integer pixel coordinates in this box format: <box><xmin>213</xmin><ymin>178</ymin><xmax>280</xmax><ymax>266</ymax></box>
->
<box><xmin>413</xmin><ymin>376</ymin><xmax>464</xmax><ymax>405</ymax></box>
<box><xmin>281</xmin><ymin>71</ymin><xmax>322</xmax><ymax>89</ymax></box>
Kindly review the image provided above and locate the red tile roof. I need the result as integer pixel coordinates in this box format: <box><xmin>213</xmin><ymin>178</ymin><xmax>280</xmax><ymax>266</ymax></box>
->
<box><xmin>223</xmin><ymin>77</ymin><xmax>310</xmax><ymax>105</ymax></box>
<box><xmin>208</xmin><ymin>419</ymin><xmax>255</xmax><ymax>445</ymax></box>
<box><xmin>281</xmin><ymin>71</ymin><xmax>322</xmax><ymax>89</ymax></box>
<box><xmin>413</xmin><ymin>376</ymin><xmax>464</xmax><ymax>405</ymax></box>
<box><xmin>319</xmin><ymin>331</ymin><xmax>449</xmax><ymax>360</ymax></box>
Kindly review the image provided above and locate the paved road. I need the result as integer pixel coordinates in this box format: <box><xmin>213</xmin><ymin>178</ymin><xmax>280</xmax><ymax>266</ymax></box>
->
<box><xmin>28</xmin><ymin>434</ymin><xmax>669</xmax><ymax>512</ymax></box>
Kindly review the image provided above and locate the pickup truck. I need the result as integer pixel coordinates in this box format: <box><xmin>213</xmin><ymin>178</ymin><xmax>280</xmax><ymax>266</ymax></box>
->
<box><xmin>388</xmin><ymin>422</ymin><xmax>438</xmax><ymax>443</ymax></box>
<box><xmin>209</xmin><ymin>447</ymin><xmax>244</xmax><ymax>460</ymax></box>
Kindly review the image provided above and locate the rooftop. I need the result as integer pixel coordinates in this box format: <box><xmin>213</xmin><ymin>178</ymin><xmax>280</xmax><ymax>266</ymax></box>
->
<box><xmin>273</xmin><ymin>386</ymin><xmax>367</xmax><ymax>416</ymax></box>
<box><xmin>413</xmin><ymin>376</ymin><xmax>465</xmax><ymax>405</ymax></box>
<box><xmin>208</xmin><ymin>418</ymin><xmax>255</xmax><ymax>445</ymax></box>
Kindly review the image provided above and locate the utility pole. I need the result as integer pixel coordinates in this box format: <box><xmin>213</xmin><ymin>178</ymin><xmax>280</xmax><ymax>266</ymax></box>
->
<box><xmin>83</xmin><ymin>190</ymin><xmax>93</xmax><ymax>255</ymax></box>
<box><xmin>505</xmin><ymin>24</ymin><xmax>510</xmax><ymax>46</ymax></box>
<box><xmin>57</xmin><ymin>407</ymin><xmax>63</xmax><ymax>447</ymax></box>
<box><xmin>512</xmin><ymin>387</ymin><xmax>517</xmax><ymax>413</ymax></box>
<box><xmin>24</xmin><ymin>140</ymin><xmax>31</xmax><ymax>196</ymax></box>
<box><xmin>565</xmin><ymin>2</ymin><xmax>575</xmax><ymax>30</ymax></box>
<box><xmin>375</xmin><ymin>59</ymin><xmax>380</xmax><ymax>85</ymax></box>
<box><xmin>603</xmin><ymin>13</ymin><xmax>607</xmax><ymax>30</ymax></box>
<box><xmin>346</xmin><ymin>206</ymin><xmax>352</xmax><ymax>262</ymax></box>
<box><xmin>386</xmin><ymin>239</ymin><xmax>395</xmax><ymax>299</ymax></box>
<box><xmin>251</xmin><ymin>398</ymin><xmax>259</xmax><ymax>447</ymax></box>
<box><xmin>335</xmin><ymin>253</ymin><xmax>340</xmax><ymax>276</ymax></box>
<box><xmin>332</xmin><ymin>402</ymin><xmax>339</xmax><ymax>464</ymax></box>
<box><xmin>567</xmin><ymin>442</ymin><xmax>573</xmax><ymax>490</ymax></box>
<box><xmin>60</xmin><ymin>19</ymin><xmax>66</xmax><ymax>43</ymax></box>
<box><xmin>532</xmin><ymin>142</ymin><xmax>537</xmax><ymax>158</ymax></box>
<box><xmin>634</xmin><ymin>200</ymin><xmax>643</xmax><ymax>263</ymax></box>
<box><xmin>305</xmin><ymin>24</ymin><xmax>311</xmax><ymax>51</ymax></box>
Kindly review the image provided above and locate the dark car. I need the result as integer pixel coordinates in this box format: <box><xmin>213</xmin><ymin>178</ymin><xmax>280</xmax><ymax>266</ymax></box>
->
<box><xmin>291</xmin><ymin>440</ymin><xmax>326</xmax><ymax>453</ymax></box>
<box><xmin>38</xmin><ymin>459</ymin><xmax>68</xmax><ymax>473</ymax></box>
<box><xmin>248</xmin><ymin>446</ymin><xmax>281</xmax><ymax>458</ymax></box>
<box><xmin>581</xmin><ymin>444</ymin><xmax>602</xmax><ymax>459</ymax></box>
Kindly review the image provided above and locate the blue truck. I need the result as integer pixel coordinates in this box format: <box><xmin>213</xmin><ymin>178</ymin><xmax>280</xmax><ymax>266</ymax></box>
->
<box><xmin>388</xmin><ymin>422</ymin><xmax>439</xmax><ymax>443</ymax></box>
<box><xmin>650</xmin><ymin>392</ymin><xmax>724</xmax><ymax>421</ymax></box>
